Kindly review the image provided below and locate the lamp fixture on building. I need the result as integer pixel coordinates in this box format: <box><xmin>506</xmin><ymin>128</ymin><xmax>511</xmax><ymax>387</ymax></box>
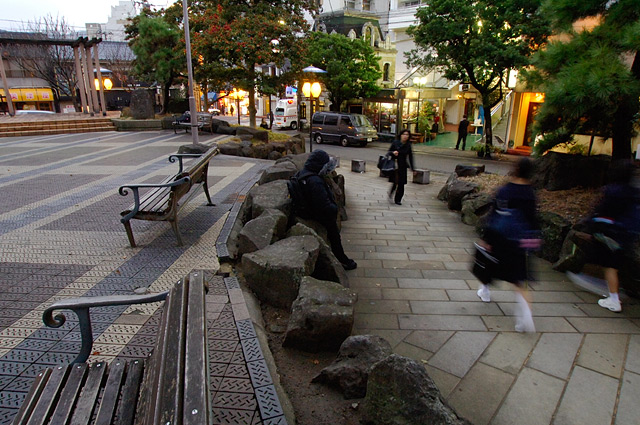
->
<box><xmin>94</xmin><ymin>77</ymin><xmax>113</xmax><ymax>91</ymax></box>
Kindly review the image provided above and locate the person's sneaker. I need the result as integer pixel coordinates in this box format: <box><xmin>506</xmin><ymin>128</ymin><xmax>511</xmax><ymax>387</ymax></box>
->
<box><xmin>598</xmin><ymin>296</ymin><xmax>622</xmax><ymax>312</ymax></box>
<box><xmin>515</xmin><ymin>318</ymin><xmax>536</xmax><ymax>333</ymax></box>
<box><xmin>395</xmin><ymin>202</ymin><xmax>402</xmax><ymax>205</ymax></box>
<box><xmin>477</xmin><ymin>287</ymin><xmax>491</xmax><ymax>303</ymax></box>
<box><xmin>341</xmin><ymin>259</ymin><xmax>357</xmax><ymax>271</ymax></box>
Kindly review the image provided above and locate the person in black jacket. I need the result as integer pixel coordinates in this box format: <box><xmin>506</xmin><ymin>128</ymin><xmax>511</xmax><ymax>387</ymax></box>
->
<box><xmin>387</xmin><ymin>129</ymin><xmax>415</xmax><ymax>205</ymax></box>
<box><xmin>296</xmin><ymin>150</ymin><xmax>357</xmax><ymax>270</ymax></box>
<box><xmin>478</xmin><ymin>158</ymin><xmax>541</xmax><ymax>332</ymax></box>
<box><xmin>576</xmin><ymin>160</ymin><xmax>639</xmax><ymax>312</ymax></box>
<box><xmin>455</xmin><ymin>115</ymin><xmax>470</xmax><ymax>150</ymax></box>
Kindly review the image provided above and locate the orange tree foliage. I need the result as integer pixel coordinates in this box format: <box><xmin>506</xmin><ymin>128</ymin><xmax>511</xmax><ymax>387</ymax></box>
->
<box><xmin>190</xmin><ymin>0</ymin><xmax>318</xmax><ymax>127</ymax></box>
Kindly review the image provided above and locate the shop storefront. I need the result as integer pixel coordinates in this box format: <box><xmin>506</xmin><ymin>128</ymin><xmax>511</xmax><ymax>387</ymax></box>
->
<box><xmin>1</xmin><ymin>87</ymin><xmax>54</xmax><ymax>113</ymax></box>
<box><xmin>363</xmin><ymin>87</ymin><xmax>451</xmax><ymax>140</ymax></box>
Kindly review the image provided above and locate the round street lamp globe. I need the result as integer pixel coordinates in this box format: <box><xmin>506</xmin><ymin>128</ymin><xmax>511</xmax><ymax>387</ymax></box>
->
<box><xmin>310</xmin><ymin>82</ymin><xmax>322</xmax><ymax>98</ymax></box>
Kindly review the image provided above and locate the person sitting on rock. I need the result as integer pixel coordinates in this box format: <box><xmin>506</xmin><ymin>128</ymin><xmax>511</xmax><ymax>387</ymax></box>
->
<box><xmin>294</xmin><ymin>150</ymin><xmax>357</xmax><ymax>270</ymax></box>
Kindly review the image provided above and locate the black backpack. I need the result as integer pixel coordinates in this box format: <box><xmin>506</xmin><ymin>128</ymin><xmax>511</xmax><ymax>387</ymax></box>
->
<box><xmin>287</xmin><ymin>174</ymin><xmax>311</xmax><ymax>218</ymax></box>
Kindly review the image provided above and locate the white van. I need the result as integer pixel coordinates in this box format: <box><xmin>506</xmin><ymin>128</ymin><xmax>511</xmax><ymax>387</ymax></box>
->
<box><xmin>274</xmin><ymin>98</ymin><xmax>298</xmax><ymax>130</ymax></box>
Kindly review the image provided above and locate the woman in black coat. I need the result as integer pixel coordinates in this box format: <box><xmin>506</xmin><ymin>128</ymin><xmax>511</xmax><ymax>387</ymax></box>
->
<box><xmin>387</xmin><ymin>129</ymin><xmax>415</xmax><ymax>205</ymax></box>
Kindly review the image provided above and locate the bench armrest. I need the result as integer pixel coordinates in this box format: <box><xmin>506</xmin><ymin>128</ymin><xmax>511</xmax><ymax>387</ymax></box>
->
<box><xmin>118</xmin><ymin>176</ymin><xmax>191</xmax><ymax>222</ymax></box>
<box><xmin>169</xmin><ymin>153</ymin><xmax>204</xmax><ymax>174</ymax></box>
<box><xmin>43</xmin><ymin>291</ymin><xmax>169</xmax><ymax>363</ymax></box>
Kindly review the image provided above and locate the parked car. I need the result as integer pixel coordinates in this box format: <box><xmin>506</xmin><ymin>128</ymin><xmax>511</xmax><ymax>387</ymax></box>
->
<box><xmin>208</xmin><ymin>106</ymin><xmax>220</xmax><ymax>115</ymax></box>
<box><xmin>311</xmin><ymin>112</ymin><xmax>378</xmax><ymax>147</ymax></box>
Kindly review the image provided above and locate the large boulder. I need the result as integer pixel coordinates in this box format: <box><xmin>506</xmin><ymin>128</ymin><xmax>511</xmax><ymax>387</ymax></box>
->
<box><xmin>218</xmin><ymin>142</ymin><xmax>243</xmax><ymax>156</ymax></box>
<box><xmin>312</xmin><ymin>335</ymin><xmax>393</xmax><ymax>399</ymax></box>
<box><xmin>455</xmin><ymin>164</ymin><xmax>485</xmax><ymax>177</ymax></box>
<box><xmin>552</xmin><ymin>228</ymin><xmax>590</xmax><ymax>272</ymax></box>
<box><xmin>247</xmin><ymin>179</ymin><xmax>292</xmax><ymax>219</ymax></box>
<box><xmin>447</xmin><ymin>180</ymin><xmax>480</xmax><ymax>211</ymax></box>
<box><xmin>362</xmin><ymin>355</ymin><xmax>471</xmax><ymax>425</ymax></box>
<box><xmin>538</xmin><ymin>211</ymin><xmax>571</xmax><ymax>262</ymax></box>
<box><xmin>211</xmin><ymin>118</ymin><xmax>230</xmax><ymax>133</ymax></box>
<box><xmin>130</xmin><ymin>89</ymin><xmax>155</xmax><ymax>119</ymax></box>
<box><xmin>437</xmin><ymin>173</ymin><xmax>457</xmax><ymax>202</ymax></box>
<box><xmin>287</xmin><ymin>223</ymin><xmax>348</xmax><ymax>287</ymax></box>
<box><xmin>283</xmin><ymin>276</ymin><xmax>357</xmax><ymax>352</ymax></box>
<box><xmin>276</xmin><ymin>153</ymin><xmax>309</xmax><ymax>171</ymax></box>
<box><xmin>217</xmin><ymin>125</ymin><xmax>237</xmax><ymax>135</ymax></box>
<box><xmin>237</xmin><ymin>209</ymin><xmax>288</xmax><ymax>256</ymax></box>
<box><xmin>258</xmin><ymin>161</ymin><xmax>298</xmax><ymax>185</ymax></box>
<box><xmin>236</xmin><ymin>126</ymin><xmax>269</xmax><ymax>142</ymax></box>
<box><xmin>460</xmin><ymin>192</ymin><xmax>493</xmax><ymax>227</ymax></box>
<box><xmin>531</xmin><ymin>152</ymin><xmax>610</xmax><ymax>191</ymax></box>
<box><xmin>242</xmin><ymin>236</ymin><xmax>320</xmax><ymax>309</ymax></box>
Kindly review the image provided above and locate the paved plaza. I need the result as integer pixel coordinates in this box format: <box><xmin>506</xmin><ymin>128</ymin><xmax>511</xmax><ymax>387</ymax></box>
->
<box><xmin>340</xmin><ymin>168</ymin><xmax>640</xmax><ymax>425</ymax></box>
<box><xmin>0</xmin><ymin>129</ymin><xmax>639</xmax><ymax>425</ymax></box>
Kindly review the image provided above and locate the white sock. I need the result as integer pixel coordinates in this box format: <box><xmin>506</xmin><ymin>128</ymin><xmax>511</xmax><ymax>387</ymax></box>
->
<box><xmin>609</xmin><ymin>292</ymin><xmax>620</xmax><ymax>303</ymax></box>
<box><xmin>479</xmin><ymin>283</ymin><xmax>489</xmax><ymax>292</ymax></box>
<box><xmin>515</xmin><ymin>292</ymin><xmax>534</xmax><ymax>328</ymax></box>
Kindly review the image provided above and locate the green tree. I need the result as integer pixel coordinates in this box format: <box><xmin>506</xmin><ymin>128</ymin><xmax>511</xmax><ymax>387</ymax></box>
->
<box><xmin>306</xmin><ymin>32</ymin><xmax>381</xmax><ymax>112</ymax></box>
<box><xmin>523</xmin><ymin>0</ymin><xmax>640</xmax><ymax>159</ymax></box>
<box><xmin>126</xmin><ymin>10</ymin><xmax>184</xmax><ymax>114</ymax></box>
<box><xmin>407</xmin><ymin>0</ymin><xmax>549</xmax><ymax>148</ymax></box>
<box><xmin>189</xmin><ymin>0</ymin><xmax>318</xmax><ymax>127</ymax></box>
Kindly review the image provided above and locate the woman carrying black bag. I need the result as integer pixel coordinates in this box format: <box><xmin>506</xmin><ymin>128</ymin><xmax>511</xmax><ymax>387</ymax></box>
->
<box><xmin>387</xmin><ymin>129</ymin><xmax>415</xmax><ymax>205</ymax></box>
<box><xmin>476</xmin><ymin>158</ymin><xmax>541</xmax><ymax>333</ymax></box>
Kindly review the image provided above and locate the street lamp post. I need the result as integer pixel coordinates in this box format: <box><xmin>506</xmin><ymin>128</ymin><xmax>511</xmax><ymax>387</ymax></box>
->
<box><xmin>182</xmin><ymin>0</ymin><xmax>199</xmax><ymax>145</ymax></box>
<box><xmin>302</xmin><ymin>81</ymin><xmax>322</xmax><ymax>152</ymax></box>
<box><xmin>231</xmin><ymin>89</ymin><xmax>245</xmax><ymax>125</ymax></box>
<box><xmin>301</xmin><ymin>66</ymin><xmax>327</xmax><ymax>153</ymax></box>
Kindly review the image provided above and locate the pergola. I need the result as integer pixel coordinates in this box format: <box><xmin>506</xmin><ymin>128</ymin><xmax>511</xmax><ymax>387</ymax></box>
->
<box><xmin>0</xmin><ymin>34</ymin><xmax>107</xmax><ymax>116</ymax></box>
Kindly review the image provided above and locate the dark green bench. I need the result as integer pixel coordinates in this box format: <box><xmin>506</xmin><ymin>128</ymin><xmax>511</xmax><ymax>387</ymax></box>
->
<box><xmin>119</xmin><ymin>148</ymin><xmax>218</xmax><ymax>247</ymax></box>
<box><xmin>12</xmin><ymin>270</ymin><xmax>210</xmax><ymax>425</ymax></box>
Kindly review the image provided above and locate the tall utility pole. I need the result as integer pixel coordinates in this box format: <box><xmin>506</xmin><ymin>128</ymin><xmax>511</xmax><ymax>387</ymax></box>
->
<box><xmin>182</xmin><ymin>0</ymin><xmax>199</xmax><ymax>145</ymax></box>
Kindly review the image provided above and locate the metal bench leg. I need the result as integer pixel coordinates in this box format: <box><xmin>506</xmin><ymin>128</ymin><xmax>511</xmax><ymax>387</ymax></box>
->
<box><xmin>202</xmin><ymin>183</ymin><xmax>214</xmax><ymax>206</ymax></box>
<box><xmin>123</xmin><ymin>221</ymin><xmax>136</xmax><ymax>248</ymax></box>
<box><xmin>170</xmin><ymin>219</ymin><xmax>183</xmax><ymax>246</ymax></box>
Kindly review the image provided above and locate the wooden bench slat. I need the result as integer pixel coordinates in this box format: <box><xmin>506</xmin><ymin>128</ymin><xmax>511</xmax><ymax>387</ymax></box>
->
<box><xmin>115</xmin><ymin>360</ymin><xmax>145</xmax><ymax>425</ymax></box>
<box><xmin>155</xmin><ymin>280</ymin><xmax>188</xmax><ymax>425</ymax></box>
<box><xmin>94</xmin><ymin>361</ymin><xmax>126</xmax><ymax>425</ymax></box>
<box><xmin>25</xmin><ymin>366</ymin><xmax>71</xmax><ymax>425</ymax></box>
<box><xmin>11</xmin><ymin>369</ymin><xmax>52</xmax><ymax>425</ymax></box>
<box><xmin>183</xmin><ymin>271</ymin><xmax>209</xmax><ymax>425</ymax></box>
<box><xmin>69</xmin><ymin>362</ymin><xmax>107</xmax><ymax>425</ymax></box>
<box><xmin>47</xmin><ymin>364</ymin><xmax>87</xmax><ymax>425</ymax></box>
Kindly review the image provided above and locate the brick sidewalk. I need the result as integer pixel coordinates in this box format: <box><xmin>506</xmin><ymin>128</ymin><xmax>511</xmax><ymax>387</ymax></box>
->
<box><xmin>0</xmin><ymin>131</ymin><xmax>278</xmax><ymax>424</ymax></box>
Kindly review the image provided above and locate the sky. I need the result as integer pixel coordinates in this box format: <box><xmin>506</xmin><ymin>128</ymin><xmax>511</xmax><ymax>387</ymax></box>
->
<box><xmin>0</xmin><ymin>0</ymin><xmax>174</xmax><ymax>32</ymax></box>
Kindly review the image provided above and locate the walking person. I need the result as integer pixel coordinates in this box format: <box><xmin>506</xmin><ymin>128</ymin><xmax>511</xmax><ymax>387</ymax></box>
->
<box><xmin>568</xmin><ymin>160</ymin><xmax>640</xmax><ymax>312</ymax></box>
<box><xmin>455</xmin><ymin>115</ymin><xmax>470</xmax><ymax>150</ymax></box>
<box><xmin>387</xmin><ymin>129</ymin><xmax>415</xmax><ymax>206</ymax></box>
<box><xmin>476</xmin><ymin>158</ymin><xmax>541</xmax><ymax>332</ymax></box>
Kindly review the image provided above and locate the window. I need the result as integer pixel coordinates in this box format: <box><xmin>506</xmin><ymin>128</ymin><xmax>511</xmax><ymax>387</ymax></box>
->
<box><xmin>312</xmin><ymin>114</ymin><xmax>324</xmax><ymax>124</ymax></box>
<box><xmin>340</xmin><ymin>116</ymin><xmax>351</xmax><ymax>127</ymax></box>
<box><xmin>400</xmin><ymin>0</ymin><xmax>422</xmax><ymax>7</ymax></box>
<box><xmin>345</xmin><ymin>0</ymin><xmax>355</xmax><ymax>9</ymax></box>
<box><xmin>383</xmin><ymin>63</ymin><xmax>390</xmax><ymax>82</ymax></box>
<box><xmin>363</xmin><ymin>0</ymin><xmax>372</xmax><ymax>10</ymax></box>
<box><xmin>324</xmin><ymin>114</ymin><xmax>339</xmax><ymax>125</ymax></box>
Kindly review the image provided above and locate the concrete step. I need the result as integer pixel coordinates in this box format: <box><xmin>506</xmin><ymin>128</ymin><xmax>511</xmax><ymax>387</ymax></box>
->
<box><xmin>0</xmin><ymin>119</ymin><xmax>115</xmax><ymax>137</ymax></box>
<box><xmin>1</xmin><ymin>125</ymin><xmax>116</xmax><ymax>138</ymax></box>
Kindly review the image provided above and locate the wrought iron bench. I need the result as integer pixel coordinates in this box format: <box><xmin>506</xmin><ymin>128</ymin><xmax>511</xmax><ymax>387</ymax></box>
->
<box><xmin>12</xmin><ymin>270</ymin><xmax>210</xmax><ymax>425</ymax></box>
<box><xmin>172</xmin><ymin>112</ymin><xmax>214</xmax><ymax>134</ymax></box>
<box><xmin>119</xmin><ymin>148</ymin><xmax>218</xmax><ymax>247</ymax></box>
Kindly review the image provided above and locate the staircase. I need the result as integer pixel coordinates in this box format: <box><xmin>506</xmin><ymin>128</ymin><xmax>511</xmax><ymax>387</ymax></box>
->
<box><xmin>0</xmin><ymin>117</ymin><xmax>116</xmax><ymax>138</ymax></box>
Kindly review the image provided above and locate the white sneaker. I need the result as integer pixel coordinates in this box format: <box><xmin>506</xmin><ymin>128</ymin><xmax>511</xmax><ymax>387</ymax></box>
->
<box><xmin>515</xmin><ymin>319</ymin><xmax>536</xmax><ymax>333</ymax></box>
<box><xmin>477</xmin><ymin>287</ymin><xmax>491</xmax><ymax>303</ymax></box>
<box><xmin>598</xmin><ymin>297</ymin><xmax>622</xmax><ymax>312</ymax></box>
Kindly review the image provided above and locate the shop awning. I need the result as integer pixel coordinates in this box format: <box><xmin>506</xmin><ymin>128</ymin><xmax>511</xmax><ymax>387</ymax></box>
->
<box><xmin>5</xmin><ymin>88</ymin><xmax>54</xmax><ymax>102</ymax></box>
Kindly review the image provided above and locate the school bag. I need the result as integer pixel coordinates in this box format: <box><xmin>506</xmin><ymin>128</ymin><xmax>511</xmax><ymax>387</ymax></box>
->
<box><xmin>287</xmin><ymin>174</ymin><xmax>312</xmax><ymax>218</ymax></box>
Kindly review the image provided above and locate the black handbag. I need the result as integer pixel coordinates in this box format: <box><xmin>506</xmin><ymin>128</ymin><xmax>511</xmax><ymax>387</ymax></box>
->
<box><xmin>377</xmin><ymin>154</ymin><xmax>396</xmax><ymax>172</ymax></box>
<box><xmin>471</xmin><ymin>242</ymin><xmax>498</xmax><ymax>284</ymax></box>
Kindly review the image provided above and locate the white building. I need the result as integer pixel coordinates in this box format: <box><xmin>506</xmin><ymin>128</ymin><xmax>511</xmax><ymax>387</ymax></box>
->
<box><xmin>86</xmin><ymin>0</ymin><xmax>137</xmax><ymax>42</ymax></box>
